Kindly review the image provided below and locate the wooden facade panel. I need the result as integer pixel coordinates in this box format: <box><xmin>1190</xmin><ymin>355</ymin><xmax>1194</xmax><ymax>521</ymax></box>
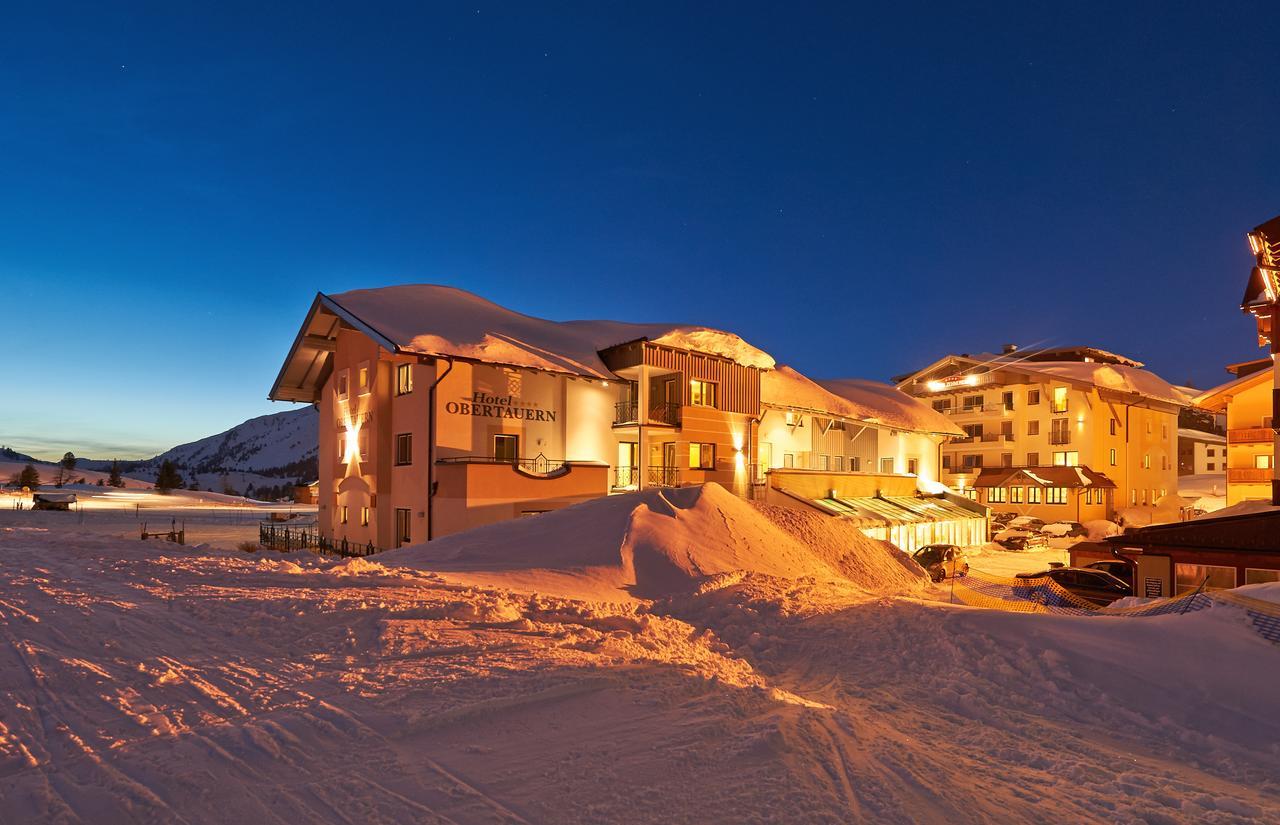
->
<box><xmin>642</xmin><ymin>343</ymin><xmax>761</xmax><ymax>415</ymax></box>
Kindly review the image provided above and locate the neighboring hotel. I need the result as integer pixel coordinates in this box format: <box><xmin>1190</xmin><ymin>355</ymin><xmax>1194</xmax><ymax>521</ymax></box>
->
<box><xmin>895</xmin><ymin>346</ymin><xmax>1187</xmax><ymax>522</ymax></box>
<box><xmin>270</xmin><ymin>285</ymin><xmax>986</xmax><ymax>551</ymax></box>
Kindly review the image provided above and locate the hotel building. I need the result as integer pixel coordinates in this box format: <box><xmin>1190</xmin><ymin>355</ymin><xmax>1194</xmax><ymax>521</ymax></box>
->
<box><xmin>269</xmin><ymin>285</ymin><xmax>984</xmax><ymax>550</ymax></box>
<box><xmin>895</xmin><ymin>346</ymin><xmax>1187</xmax><ymax>522</ymax></box>
<box><xmin>1195</xmin><ymin>359</ymin><xmax>1276</xmax><ymax>506</ymax></box>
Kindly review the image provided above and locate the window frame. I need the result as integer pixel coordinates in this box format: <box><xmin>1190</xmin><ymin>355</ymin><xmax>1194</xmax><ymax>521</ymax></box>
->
<box><xmin>494</xmin><ymin>434</ymin><xmax>519</xmax><ymax>463</ymax></box>
<box><xmin>689</xmin><ymin>379</ymin><xmax>718</xmax><ymax>408</ymax></box>
<box><xmin>396</xmin><ymin>363</ymin><xmax>414</xmax><ymax>396</ymax></box>
<box><xmin>395</xmin><ymin>432</ymin><xmax>413</xmax><ymax>466</ymax></box>
<box><xmin>690</xmin><ymin>442</ymin><xmax>717</xmax><ymax>470</ymax></box>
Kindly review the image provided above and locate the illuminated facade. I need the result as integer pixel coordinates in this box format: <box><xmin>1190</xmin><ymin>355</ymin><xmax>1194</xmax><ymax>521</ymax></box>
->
<box><xmin>895</xmin><ymin>346</ymin><xmax>1186</xmax><ymax>520</ymax></box>
<box><xmin>270</xmin><ymin>285</ymin><xmax>969</xmax><ymax>546</ymax></box>
<box><xmin>1240</xmin><ymin>216</ymin><xmax>1280</xmax><ymax>506</ymax></box>
<box><xmin>1195</xmin><ymin>360</ymin><xmax>1275</xmax><ymax>506</ymax></box>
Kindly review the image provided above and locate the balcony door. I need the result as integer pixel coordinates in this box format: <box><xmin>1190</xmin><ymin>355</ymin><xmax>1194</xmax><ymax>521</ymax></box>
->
<box><xmin>494</xmin><ymin>434</ymin><xmax>519</xmax><ymax>463</ymax></box>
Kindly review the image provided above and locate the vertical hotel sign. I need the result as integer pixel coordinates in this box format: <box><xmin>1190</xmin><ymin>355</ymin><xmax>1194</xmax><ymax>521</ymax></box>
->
<box><xmin>444</xmin><ymin>392</ymin><xmax>557</xmax><ymax>422</ymax></box>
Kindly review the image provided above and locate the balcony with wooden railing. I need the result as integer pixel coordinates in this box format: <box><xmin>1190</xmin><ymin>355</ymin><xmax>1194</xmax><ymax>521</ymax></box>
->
<box><xmin>1228</xmin><ymin>427</ymin><xmax>1275</xmax><ymax>445</ymax></box>
<box><xmin>1227</xmin><ymin>467</ymin><xmax>1274</xmax><ymax>484</ymax></box>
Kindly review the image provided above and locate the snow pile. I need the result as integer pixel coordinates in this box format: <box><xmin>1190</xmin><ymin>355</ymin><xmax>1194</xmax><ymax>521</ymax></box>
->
<box><xmin>328</xmin><ymin>285</ymin><xmax>775</xmax><ymax>378</ymax></box>
<box><xmin>1013</xmin><ymin>360</ymin><xmax>1189</xmax><ymax>406</ymax></box>
<box><xmin>1083</xmin><ymin>519</ymin><xmax>1120</xmax><ymax>540</ymax></box>
<box><xmin>383</xmin><ymin>483</ymin><xmax>926</xmax><ymax>601</ymax></box>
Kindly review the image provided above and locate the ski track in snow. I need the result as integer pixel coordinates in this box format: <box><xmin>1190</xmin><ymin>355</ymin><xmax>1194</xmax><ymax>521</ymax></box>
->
<box><xmin>0</xmin><ymin>525</ymin><xmax>1277</xmax><ymax>824</ymax></box>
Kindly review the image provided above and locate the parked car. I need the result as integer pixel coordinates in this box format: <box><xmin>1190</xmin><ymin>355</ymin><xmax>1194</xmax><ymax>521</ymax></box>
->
<box><xmin>912</xmin><ymin>544</ymin><xmax>970</xmax><ymax>583</ymax></box>
<box><xmin>1015</xmin><ymin>567</ymin><xmax>1131</xmax><ymax>606</ymax></box>
<box><xmin>990</xmin><ymin>511</ymin><xmax>1018</xmax><ymax>527</ymax></box>
<box><xmin>1008</xmin><ymin>516</ymin><xmax>1046</xmax><ymax>532</ymax></box>
<box><xmin>1085</xmin><ymin>559</ymin><xmax>1133</xmax><ymax>587</ymax></box>
<box><xmin>1043</xmin><ymin>521</ymin><xmax>1088</xmax><ymax>538</ymax></box>
<box><xmin>994</xmin><ymin>530</ymin><xmax>1048</xmax><ymax>551</ymax></box>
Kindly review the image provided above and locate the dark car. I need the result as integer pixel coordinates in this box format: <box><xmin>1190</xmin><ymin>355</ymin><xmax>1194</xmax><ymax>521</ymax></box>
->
<box><xmin>1015</xmin><ymin>567</ymin><xmax>1131</xmax><ymax>606</ymax></box>
<box><xmin>994</xmin><ymin>530</ymin><xmax>1047</xmax><ymax>551</ymax></box>
<box><xmin>990</xmin><ymin>511</ymin><xmax>1018</xmax><ymax>526</ymax></box>
<box><xmin>912</xmin><ymin>544</ymin><xmax>969</xmax><ymax>583</ymax></box>
<box><xmin>1085</xmin><ymin>559</ymin><xmax>1133</xmax><ymax>587</ymax></box>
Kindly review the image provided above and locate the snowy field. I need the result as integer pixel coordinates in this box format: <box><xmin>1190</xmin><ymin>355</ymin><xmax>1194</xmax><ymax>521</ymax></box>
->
<box><xmin>0</xmin><ymin>488</ymin><xmax>316</xmax><ymax>550</ymax></box>
<box><xmin>2</xmin><ymin>485</ymin><xmax>1278</xmax><ymax>824</ymax></box>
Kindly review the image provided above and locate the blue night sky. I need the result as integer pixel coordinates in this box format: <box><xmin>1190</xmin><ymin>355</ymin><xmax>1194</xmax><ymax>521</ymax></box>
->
<box><xmin>3</xmin><ymin>3</ymin><xmax>1278</xmax><ymax>460</ymax></box>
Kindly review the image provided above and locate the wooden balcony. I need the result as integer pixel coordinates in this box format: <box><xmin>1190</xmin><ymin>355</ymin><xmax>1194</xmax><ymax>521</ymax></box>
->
<box><xmin>1228</xmin><ymin>427</ymin><xmax>1274</xmax><ymax>444</ymax></box>
<box><xmin>1227</xmin><ymin>467</ymin><xmax>1273</xmax><ymax>483</ymax></box>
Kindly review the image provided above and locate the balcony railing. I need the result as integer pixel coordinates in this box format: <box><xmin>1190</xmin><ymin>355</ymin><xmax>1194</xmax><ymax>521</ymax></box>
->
<box><xmin>1050</xmin><ymin>402</ymin><xmax>1069</xmax><ymax>414</ymax></box>
<box><xmin>1227</xmin><ymin>467</ymin><xmax>1273</xmax><ymax>483</ymax></box>
<box><xmin>981</xmin><ymin>433</ymin><xmax>1015</xmax><ymax>443</ymax></box>
<box><xmin>613</xmin><ymin>401</ymin><xmax>681</xmax><ymax>427</ymax></box>
<box><xmin>613</xmin><ymin>466</ymin><xmax>638</xmax><ymax>488</ymax></box>
<box><xmin>1049</xmin><ymin>433</ymin><xmax>1071</xmax><ymax>445</ymax></box>
<box><xmin>437</xmin><ymin>454</ymin><xmax>569</xmax><ymax>478</ymax></box>
<box><xmin>647</xmin><ymin>465</ymin><xmax>681</xmax><ymax>487</ymax></box>
<box><xmin>943</xmin><ymin>404</ymin><xmax>1008</xmax><ymax>415</ymax></box>
<box><xmin>1228</xmin><ymin>427</ymin><xmax>1274</xmax><ymax>444</ymax></box>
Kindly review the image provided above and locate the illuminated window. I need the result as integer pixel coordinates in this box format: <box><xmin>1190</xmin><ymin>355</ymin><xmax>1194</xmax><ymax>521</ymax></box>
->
<box><xmin>336</xmin><ymin>371</ymin><xmax>350</xmax><ymax>399</ymax></box>
<box><xmin>494</xmin><ymin>434</ymin><xmax>519</xmax><ymax>463</ymax></box>
<box><xmin>360</xmin><ymin>507</ymin><xmax>369</xmax><ymax>526</ymax></box>
<box><xmin>1051</xmin><ymin>387</ymin><xmax>1068</xmax><ymax>413</ymax></box>
<box><xmin>907</xmin><ymin>458</ymin><xmax>919</xmax><ymax>475</ymax></box>
<box><xmin>689</xmin><ymin>379</ymin><xmax>717</xmax><ymax>408</ymax></box>
<box><xmin>358</xmin><ymin>363</ymin><xmax>371</xmax><ymax>395</ymax></box>
<box><xmin>1110</xmin><ymin>448</ymin><xmax>1117</xmax><ymax>466</ymax></box>
<box><xmin>1027</xmin><ymin>420</ymin><xmax>1039</xmax><ymax>436</ymax></box>
<box><xmin>1246</xmin><ymin>569</ymin><xmax>1280</xmax><ymax>585</ymax></box>
<box><xmin>395</xmin><ymin>508</ymin><xmax>411</xmax><ymax>547</ymax></box>
<box><xmin>1130</xmin><ymin>489</ymin><xmax>1137</xmax><ymax>505</ymax></box>
<box><xmin>1083</xmin><ymin>489</ymin><xmax>1092</xmax><ymax>505</ymax></box>
<box><xmin>1046</xmin><ymin>487</ymin><xmax>1067</xmax><ymax>505</ymax></box>
<box><xmin>1027</xmin><ymin>389</ymin><xmax>1040</xmax><ymax>406</ymax></box>
<box><xmin>1010</xmin><ymin>486</ymin><xmax>1024</xmax><ymax>504</ymax></box>
<box><xmin>1175</xmin><ymin>563</ymin><xmax>1235</xmax><ymax>595</ymax></box>
<box><xmin>1142</xmin><ymin>454</ymin><xmax>1150</xmax><ymax>469</ymax></box>
<box><xmin>1052</xmin><ymin>451</ymin><xmax>1078</xmax><ymax>467</ymax></box>
<box><xmin>690</xmin><ymin>442</ymin><xmax>716</xmax><ymax>469</ymax></box>
<box><xmin>396</xmin><ymin>363</ymin><xmax>413</xmax><ymax>395</ymax></box>
<box><xmin>395</xmin><ymin>433</ymin><xmax>412</xmax><ymax>465</ymax></box>
<box><xmin>988</xmin><ymin>487</ymin><xmax>1006</xmax><ymax>503</ymax></box>
<box><xmin>340</xmin><ymin>505</ymin><xmax>349</xmax><ymax>524</ymax></box>
<box><xmin>1256</xmin><ymin>454</ymin><xmax>1274</xmax><ymax>470</ymax></box>
<box><xmin>1027</xmin><ymin>486</ymin><xmax>1042</xmax><ymax>504</ymax></box>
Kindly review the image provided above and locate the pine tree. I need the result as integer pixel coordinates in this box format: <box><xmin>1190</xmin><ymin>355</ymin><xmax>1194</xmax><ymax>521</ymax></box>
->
<box><xmin>108</xmin><ymin>460</ymin><xmax>124</xmax><ymax>488</ymax></box>
<box><xmin>16</xmin><ymin>464</ymin><xmax>40</xmax><ymax>489</ymax></box>
<box><xmin>155</xmin><ymin>460</ymin><xmax>183</xmax><ymax>494</ymax></box>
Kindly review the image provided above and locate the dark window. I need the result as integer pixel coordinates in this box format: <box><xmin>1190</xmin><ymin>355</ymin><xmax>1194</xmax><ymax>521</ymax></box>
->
<box><xmin>907</xmin><ymin>458</ymin><xmax>919</xmax><ymax>475</ymax></box>
<box><xmin>1027</xmin><ymin>420</ymin><xmax>1039</xmax><ymax>436</ymax></box>
<box><xmin>494</xmin><ymin>434</ymin><xmax>519</xmax><ymax>462</ymax></box>
<box><xmin>1027</xmin><ymin>452</ymin><xmax>1039</xmax><ymax>466</ymax></box>
<box><xmin>1027</xmin><ymin>389</ymin><xmax>1040</xmax><ymax>405</ymax></box>
<box><xmin>395</xmin><ymin>433</ymin><xmax>412</xmax><ymax>465</ymax></box>
<box><xmin>1002</xmin><ymin>391</ymin><xmax>1014</xmax><ymax>410</ymax></box>
<box><xmin>395</xmin><ymin>508</ymin><xmax>411</xmax><ymax>546</ymax></box>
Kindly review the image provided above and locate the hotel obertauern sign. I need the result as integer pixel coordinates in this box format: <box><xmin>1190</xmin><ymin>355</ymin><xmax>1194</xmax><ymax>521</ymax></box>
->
<box><xmin>444</xmin><ymin>392</ymin><xmax>558</xmax><ymax>422</ymax></box>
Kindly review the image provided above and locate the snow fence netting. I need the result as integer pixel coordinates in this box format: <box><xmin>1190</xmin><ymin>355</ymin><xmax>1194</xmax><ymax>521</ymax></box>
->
<box><xmin>951</xmin><ymin>570</ymin><xmax>1280</xmax><ymax>645</ymax></box>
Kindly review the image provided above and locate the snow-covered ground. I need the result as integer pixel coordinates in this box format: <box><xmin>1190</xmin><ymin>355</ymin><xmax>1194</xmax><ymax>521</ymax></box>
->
<box><xmin>1178</xmin><ymin>472</ymin><xmax>1229</xmax><ymax>514</ymax></box>
<box><xmin>2</xmin><ymin>484</ymin><xmax>1277</xmax><ymax>823</ymax></box>
<box><xmin>0</xmin><ymin>487</ymin><xmax>316</xmax><ymax>549</ymax></box>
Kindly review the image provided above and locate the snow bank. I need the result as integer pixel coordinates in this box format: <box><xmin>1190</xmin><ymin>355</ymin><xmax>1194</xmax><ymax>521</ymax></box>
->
<box><xmin>760</xmin><ymin>367</ymin><xmax>962</xmax><ymax>435</ymax></box>
<box><xmin>383</xmin><ymin>483</ymin><xmax>924</xmax><ymax>601</ymax></box>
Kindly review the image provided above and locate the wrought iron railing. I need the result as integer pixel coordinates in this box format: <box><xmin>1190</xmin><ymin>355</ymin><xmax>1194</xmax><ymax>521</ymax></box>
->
<box><xmin>436</xmin><ymin>454</ymin><xmax>568</xmax><ymax>476</ymax></box>
<box><xmin>647</xmin><ymin>465</ymin><xmax>680</xmax><ymax>487</ymax></box>
<box><xmin>258</xmin><ymin>522</ymin><xmax>381</xmax><ymax>557</ymax></box>
<box><xmin>613</xmin><ymin>400</ymin><xmax>681</xmax><ymax>427</ymax></box>
<box><xmin>613</xmin><ymin>466</ymin><xmax>638</xmax><ymax>487</ymax></box>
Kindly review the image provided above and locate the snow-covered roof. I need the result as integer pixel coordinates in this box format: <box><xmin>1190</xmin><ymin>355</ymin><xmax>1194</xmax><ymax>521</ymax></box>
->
<box><xmin>1193</xmin><ymin>369</ymin><xmax>1270</xmax><ymax>412</ymax></box>
<box><xmin>1177</xmin><ymin>428</ymin><xmax>1226</xmax><ymax>444</ymax></box>
<box><xmin>760</xmin><ymin>367</ymin><xmax>963</xmax><ymax>436</ymax></box>
<box><xmin>326</xmin><ymin>285</ymin><xmax>775</xmax><ymax>379</ymax></box>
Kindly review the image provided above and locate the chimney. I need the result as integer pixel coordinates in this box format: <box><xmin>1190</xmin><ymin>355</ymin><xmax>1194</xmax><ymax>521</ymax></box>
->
<box><xmin>1002</xmin><ymin>343</ymin><xmax>1018</xmax><ymax>355</ymax></box>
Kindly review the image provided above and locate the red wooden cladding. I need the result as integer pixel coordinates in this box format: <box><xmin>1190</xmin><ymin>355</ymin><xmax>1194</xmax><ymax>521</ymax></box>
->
<box><xmin>639</xmin><ymin>343</ymin><xmax>762</xmax><ymax>415</ymax></box>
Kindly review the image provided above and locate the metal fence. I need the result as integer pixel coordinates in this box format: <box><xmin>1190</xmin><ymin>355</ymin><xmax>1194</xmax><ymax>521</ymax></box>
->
<box><xmin>258</xmin><ymin>521</ymin><xmax>382</xmax><ymax>557</ymax></box>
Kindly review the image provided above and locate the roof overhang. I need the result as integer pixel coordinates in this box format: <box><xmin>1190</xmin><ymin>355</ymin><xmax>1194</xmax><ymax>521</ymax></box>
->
<box><xmin>269</xmin><ymin>293</ymin><xmax>399</xmax><ymax>404</ymax></box>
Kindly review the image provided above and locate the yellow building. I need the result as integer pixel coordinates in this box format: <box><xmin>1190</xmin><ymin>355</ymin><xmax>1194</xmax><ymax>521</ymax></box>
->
<box><xmin>895</xmin><ymin>346</ymin><xmax>1186</xmax><ymax>521</ymax></box>
<box><xmin>1194</xmin><ymin>359</ymin><xmax>1276</xmax><ymax>506</ymax></box>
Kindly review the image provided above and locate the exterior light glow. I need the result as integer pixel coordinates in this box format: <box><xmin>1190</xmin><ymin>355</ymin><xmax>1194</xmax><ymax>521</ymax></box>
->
<box><xmin>926</xmin><ymin>380</ymin><xmax>944</xmax><ymax>392</ymax></box>
<box><xmin>1248</xmin><ymin>232</ymin><xmax>1263</xmax><ymax>255</ymax></box>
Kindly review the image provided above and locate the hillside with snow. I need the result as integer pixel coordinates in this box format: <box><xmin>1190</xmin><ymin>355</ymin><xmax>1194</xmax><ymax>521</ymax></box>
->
<box><xmin>80</xmin><ymin>406</ymin><xmax>318</xmax><ymax>495</ymax></box>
